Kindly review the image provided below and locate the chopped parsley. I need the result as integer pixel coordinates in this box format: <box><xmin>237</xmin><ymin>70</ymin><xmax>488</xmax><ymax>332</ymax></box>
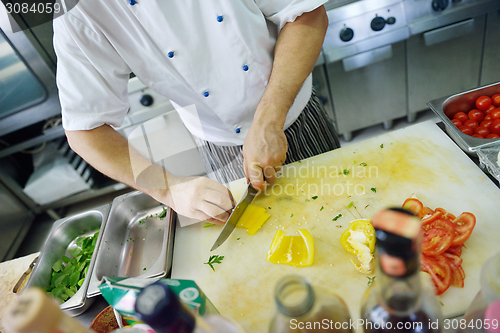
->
<box><xmin>203</xmin><ymin>223</ymin><xmax>215</xmax><ymax>228</ymax></box>
<box><xmin>305</xmin><ymin>199</ymin><xmax>310</xmax><ymax>202</ymax></box>
<box><xmin>204</xmin><ymin>255</ymin><xmax>224</xmax><ymax>271</ymax></box>
<box><xmin>371</xmin><ymin>188</ymin><xmax>377</xmax><ymax>193</ymax></box>
<box><xmin>290</xmin><ymin>213</ymin><xmax>293</xmax><ymax>217</ymax></box>
<box><xmin>157</xmin><ymin>207</ymin><xmax>168</xmax><ymax>219</ymax></box>
<box><xmin>332</xmin><ymin>214</ymin><xmax>342</xmax><ymax>221</ymax></box>
<box><xmin>343</xmin><ymin>169</ymin><xmax>349</xmax><ymax>175</ymax></box>
<box><xmin>380</xmin><ymin>144</ymin><xmax>384</xmax><ymax>148</ymax></box>
<box><xmin>359</xmin><ymin>162</ymin><xmax>367</xmax><ymax>167</ymax></box>
<box><xmin>367</xmin><ymin>276</ymin><xmax>376</xmax><ymax>286</ymax></box>
<box><xmin>237</xmin><ymin>238</ymin><xmax>240</xmax><ymax>240</ymax></box>
<box><xmin>312</xmin><ymin>196</ymin><xmax>318</xmax><ymax>200</ymax></box>
<box><xmin>347</xmin><ymin>201</ymin><xmax>354</xmax><ymax>209</ymax></box>
<box><xmin>320</xmin><ymin>206</ymin><xmax>324</xmax><ymax>211</ymax></box>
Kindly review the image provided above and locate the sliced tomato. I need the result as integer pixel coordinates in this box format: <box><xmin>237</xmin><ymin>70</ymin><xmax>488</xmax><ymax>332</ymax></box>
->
<box><xmin>402</xmin><ymin>198</ymin><xmax>425</xmax><ymax>218</ymax></box>
<box><xmin>422</xmin><ymin>211</ymin><xmax>443</xmax><ymax>228</ymax></box>
<box><xmin>442</xmin><ymin>252</ymin><xmax>463</xmax><ymax>268</ymax></box>
<box><xmin>446</xmin><ymin>245</ymin><xmax>463</xmax><ymax>257</ymax></box>
<box><xmin>422</xmin><ymin>219</ymin><xmax>454</xmax><ymax>256</ymax></box>
<box><xmin>423</xmin><ymin>206</ymin><xmax>434</xmax><ymax>216</ymax></box>
<box><xmin>433</xmin><ymin>208</ymin><xmax>456</xmax><ymax>221</ymax></box>
<box><xmin>451</xmin><ymin>213</ymin><xmax>476</xmax><ymax>246</ymax></box>
<box><xmin>421</xmin><ymin>255</ymin><xmax>453</xmax><ymax>295</ymax></box>
<box><xmin>450</xmin><ymin>265</ymin><xmax>465</xmax><ymax>288</ymax></box>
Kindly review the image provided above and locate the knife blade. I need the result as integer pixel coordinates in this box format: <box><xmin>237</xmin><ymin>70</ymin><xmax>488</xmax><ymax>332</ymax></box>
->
<box><xmin>210</xmin><ymin>183</ymin><xmax>258</xmax><ymax>251</ymax></box>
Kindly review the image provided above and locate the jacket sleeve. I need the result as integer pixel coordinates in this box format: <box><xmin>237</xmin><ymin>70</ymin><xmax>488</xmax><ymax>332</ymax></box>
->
<box><xmin>254</xmin><ymin>0</ymin><xmax>328</xmax><ymax>30</ymax></box>
<box><xmin>53</xmin><ymin>13</ymin><xmax>131</xmax><ymax>131</ymax></box>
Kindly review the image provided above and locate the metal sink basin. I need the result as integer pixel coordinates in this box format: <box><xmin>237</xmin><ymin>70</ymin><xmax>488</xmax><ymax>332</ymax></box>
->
<box><xmin>25</xmin><ymin>205</ymin><xmax>110</xmax><ymax>316</ymax></box>
<box><xmin>88</xmin><ymin>191</ymin><xmax>175</xmax><ymax>297</ymax></box>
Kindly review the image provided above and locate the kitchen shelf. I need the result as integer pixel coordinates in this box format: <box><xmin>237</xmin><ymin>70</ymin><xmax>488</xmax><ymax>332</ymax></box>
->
<box><xmin>0</xmin><ymin>126</ymin><xmax>65</xmax><ymax>159</ymax></box>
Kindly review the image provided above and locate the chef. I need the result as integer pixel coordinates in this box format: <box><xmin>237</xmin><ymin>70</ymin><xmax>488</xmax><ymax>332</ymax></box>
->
<box><xmin>54</xmin><ymin>0</ymin><xmax>340</xmax><ymax>224</ymax></box>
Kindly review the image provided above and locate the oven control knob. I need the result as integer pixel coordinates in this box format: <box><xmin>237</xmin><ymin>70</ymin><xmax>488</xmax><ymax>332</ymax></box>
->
<box><xmin>386</xmin><ymin>17</ymin><xmax>396</xmax><ymax>25</ymax></box>
<box><xmin>432</xmin><ymin>0</ymin><xmax>449</xmax><ymax>11</ymax></box>
<box><xmin>140</xmin><ymin>94</ymin><xmax>154</xmax><ymax>107</ymax></box>
<box><xmin>339</xmin><ymin>27</ymin><xmax>354</xmax><ymax>42</ymax></box>
<box><xmin>371</xmin><ymin>16</ymin><xmax>386</xmax><ymax>31</ymax></box>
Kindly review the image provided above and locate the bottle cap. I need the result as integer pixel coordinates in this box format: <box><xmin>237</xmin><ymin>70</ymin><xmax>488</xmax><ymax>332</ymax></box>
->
<box><xmin>135</xmin><ymin>281</ymin><xmax>195</xmax><ymax>332</ymax></box>
<box><xmin>372</xmin><ymin>208</ymin><xmax>422</xmax><ymax>277</ymax></box>
<box><xmin>3</xmin><ymin>287</ymin><xmax>63</xmax><ymax>333</ymax></box>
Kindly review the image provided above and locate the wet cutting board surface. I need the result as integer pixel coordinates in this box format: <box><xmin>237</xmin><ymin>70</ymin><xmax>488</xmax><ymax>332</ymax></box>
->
<box><xmin>171</xmin><ymin>121</ymin><xmax>500</xmax><ymax>332</ymax></box>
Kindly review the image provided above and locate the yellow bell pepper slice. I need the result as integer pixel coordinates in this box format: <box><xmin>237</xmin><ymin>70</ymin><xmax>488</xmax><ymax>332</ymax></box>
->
<box><xmin>340</xmin><ymin>219</ymin><xmax>375</xmax><ymax>274</ymax></box>
<box><xmin>236</xmin><ymin>204</ymin><xmax>269</xmax><ymax>235</ymax></box>
<box><xmin>266</xmin><ymin>229</ymin><xmax>314</xmax><ymax>267</ymax></box>
<box><xmin>340</xmin><ymin>219</ymin><xmax>375</xmax><ymax>254</ymax></box>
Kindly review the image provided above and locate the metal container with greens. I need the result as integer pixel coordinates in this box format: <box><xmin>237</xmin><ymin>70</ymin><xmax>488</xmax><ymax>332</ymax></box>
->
<box><xmin>25</xmin><ymin>204</ymin><xmax>110</xmax><ymax>316</ymax></box>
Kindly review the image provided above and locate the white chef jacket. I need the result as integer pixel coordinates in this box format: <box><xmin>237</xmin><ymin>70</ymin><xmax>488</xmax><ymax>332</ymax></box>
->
<box><xmin>54</xmin><ymin>0</ymin><xmax>327</xmax><ymax>145</ymax></box>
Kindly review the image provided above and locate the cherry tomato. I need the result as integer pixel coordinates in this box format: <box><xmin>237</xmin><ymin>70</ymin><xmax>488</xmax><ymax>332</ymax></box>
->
<box><xmin>480</xmin><ymin>120</ymin><xmax>492</xmax><ymax>128</ymax></box>
<box><xmin>492</xmin><ymin>94</ymin><xmax>500</xmax><ymax>107</ymax></box>
<box><xmin>464</xmin><ymin>120</ymin><xmax>479</xmax><ymax>130</ymax></box>
<box><xmin>474</xmin><ymin>127</ymin><xmax>490</xmax><ymax>137</ymax></box>
<box><xmin>472</xmin><ymin>134</ymin><xmax>484</xmax><ymax>138</ymax></box>
<box><xmin>451</xmin><ymin>119</ymin><xmax>462</xmax><ymax>127</ymax></box>
<box><xmin>402</xmin><ymin>198</ymin><xmax>425</xmax><ymax>218</ymax></box>
<box><xmin>458</xmin><ymin>125</ymin><xmax>473</xmax><ymax>136</ymax></box>
<box><xmin>491</xmin><ymin>109</ymin><xmax>500</xmax><ymax>120</ymax></box>
<box><xmin>485</xmin><ymin>114</ymin><xmax>493</xmax><ymax>120</ymax></box>
<box><xmin>454</xmin><ymin>112</ymin><xmax>469</xmax><ymax>123</ymax></box>
<box><xmin>486</xmin><ymin>105</ymin><xmax>496</xmax><ymax>114</ymax></box>
<box><xmin>451</xmin><ymin>213</ymin><xmax>476</xmax><ymax>246</ymax></box>
<box><xmin>468</xmin><ymin>109</ymin><xmax>484</xmax><ymax>122</ymax></box>
<box><xmin>446</xmin><ymin>245</ymin><xmax>463</xmax><ymax>257</ymax></box>
<box><xmin>421</xmin><ymin>255</ymin><xmax>452</xmax><ymax>295</ymax></box>
<box><xmin>486</xmin><ymin>133</ymin><xmax>500</xmax><ymax>139</ymax></box>
<box><xmin>490</xmin><ymin>119</ymin><xmax>500</xmax><ymax>135</ymax></box>
<box><xmin>476</xmin><ymin>96</ymin><xmax>492</xmax><ymax>111</ymax></box>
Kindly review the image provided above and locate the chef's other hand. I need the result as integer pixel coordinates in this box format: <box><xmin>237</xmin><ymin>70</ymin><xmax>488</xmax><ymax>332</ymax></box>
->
<box><xmin>243</xmin><ymin>121</ymin><xmax>287</xmax><ymax>192</ymax></box>
<box><xmin>161</xmin><ymin>176</ymin><xmax>235</xmax><ymax>224</ymax></box>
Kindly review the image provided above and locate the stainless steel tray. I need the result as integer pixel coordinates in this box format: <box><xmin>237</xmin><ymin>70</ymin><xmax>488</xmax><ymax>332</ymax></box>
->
<box><xmin>25</xmin><ymin>204</ymin><xmax>110</xmax><ymax>316</ymax></box>
<box><xmin>88</xmin><ymin>191</ymin><xmax>175</xmax><ymax>297</ymax></box>
<box><xmin>427</xmin><ymin>82</ymin><xmax>500</xmax><ymax>155</ymax></box>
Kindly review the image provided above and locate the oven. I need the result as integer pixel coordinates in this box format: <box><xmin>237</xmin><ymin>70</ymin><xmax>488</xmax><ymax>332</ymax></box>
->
<box><xmin>322</xmin><ymin>0</ymin><xmax>500</xmax><ymax>141</ymax></box>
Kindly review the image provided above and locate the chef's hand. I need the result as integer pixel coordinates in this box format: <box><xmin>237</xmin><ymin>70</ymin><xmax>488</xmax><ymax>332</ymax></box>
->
<box><xmin>160</xmin><ymin>176</ymin><xmax>235</xmax><ymax>224</ymax></box>
<box><xmin>243</xmin><ymin>119</ymin><xmax>287</xmax><ymax>191</ymax></box>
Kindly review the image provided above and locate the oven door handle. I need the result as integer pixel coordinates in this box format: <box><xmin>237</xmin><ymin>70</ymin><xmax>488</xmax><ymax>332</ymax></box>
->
<box><xmin>341</xmin><ymin>45</ymin><xmax>393</xmax><ymax>72</ymax></box>
<box><xmin>423</xmin><ymin>18</ymin><xmax>475</xmax><ymax>47</ymax></box>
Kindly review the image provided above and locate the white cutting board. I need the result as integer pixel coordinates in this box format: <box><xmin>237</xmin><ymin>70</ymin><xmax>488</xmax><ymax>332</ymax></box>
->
<box><xmin>171</xmin><ymin>121</ymin><xmax>500</xmax><ymax>332</ymax></box>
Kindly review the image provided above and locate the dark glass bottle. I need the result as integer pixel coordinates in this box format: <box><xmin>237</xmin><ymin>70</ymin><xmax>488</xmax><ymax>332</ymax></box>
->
<box><xmin>134</xmin><ymin>281</ymin><xmax>244</xmax><ymax>333</ymax></box>
<box><xmin>360</xmin><ymin>208</ymin><xmax>443</xmax><ymax>333</ymax></box>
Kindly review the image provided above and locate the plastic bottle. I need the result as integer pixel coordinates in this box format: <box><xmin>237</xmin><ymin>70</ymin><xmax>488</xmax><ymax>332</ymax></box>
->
<box><xmin>360</xmin><ymin>208</ymin><xmax>443</xmax><ymax>333</ymax></box>
<box><xmin>459</xmin><ymin>252</ymin><xmax>500</xmax><ymax>333</ymax></box>
<box><xmin>3</xmin><ymin>287</ymin><xmax>95</xmax><ymax>333</ymax></box>
<box><xmin>133</xmin><ymin>281</ymin><xmax>245</xmax><ymax>333</ymax></box>
<box><xmin>269</xmin><ymin>274</ymin><xmax>353</xmax><ymax>333</ymax></box>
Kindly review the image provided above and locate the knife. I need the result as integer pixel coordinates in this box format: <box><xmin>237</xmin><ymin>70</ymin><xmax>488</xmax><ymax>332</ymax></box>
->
<box><xmin>210</xmin><ymin>183</ymin><xmax>258</xmax><ymax>251</ymax></box>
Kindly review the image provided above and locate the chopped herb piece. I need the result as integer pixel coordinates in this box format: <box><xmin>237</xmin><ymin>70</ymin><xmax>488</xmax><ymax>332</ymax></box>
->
<box><xmin>312</xmin><ymin>196</ymin><xmax>318</xmax><ymax>200</ymax></box>
<box><xmin>343</xmin><ymin>169</ymin><xmax>349</xmax><ymax>175</ymax></box>
<box><xmin>367</xmin><ymin>276</ymin><xmax>376</xmax><ymax>286</ymax></box>
<box><xmin>320</xmin><ymin>206</ymin><xmax>324</xmax><ymax>211</ymax></box>
<box><xmin>439</xmin><ymin>301</ymin><xmax>444</xmax><ymax>306</ymax></box>
<box><xmin>371</xmin><ymin>188</ymin><xmax>377</xmax><ymax>193</ymax></box>
<box><xmin>359</xmin><ymin>162</ymin><xmax>367</xmax><ymax>167</ymax></box>
<box><xmin>380</xmin><ymin>144</ymin><xmax>384</xmax><ymax>148</ymax></box>
<box><xmin>237</xmin><ymin>238</ymin><xmax>240</xmax><ymax>240</ymax></box>
<box><xmin>203</xmin><ymin>222</ymin><xmax>216</xmax><ymax>228</ymax></box>
<box><xmin>159</xmin><ymin>229</ymin><xmax>162</xmax><ymax>231</ymax></box>
<box><xmin>143</xmin><ymin>268</ymin><xmax>146</xmax><ymax>271</ymax></box>
<box><xmin>204</xmin><ymin>255</ymin><xmax>224</xmax><ymax>272</ymax></box>
<box><xmin>298</xmin><ymin>160</ymin><xmax>302</xmax><ymax>163</ymax></box>
<box><xmin>305</xmin><ymin>199</ymin><xmax>310</xmax><ymax>202</ymax></box>
<box><xmin>347</xmin><ymin>201</ymin><xmax>354</xmax><ymax>209</ymax></box>
<box><xmin>332</xmin><ymin>214</ymin><xmax>342</xmax><ymax>221</ymax></box>
<box><xmin>352</xmin><ymin>160</ymin><xmax>356</xmax><ymax>164</ymax></box>
<box><xmin>338</xmin><ymin>172</ymin><xmax>342</xmax><ymax>175</ymax></box>
<box><xmin>158</xmin><ymin>207</ymin><xmax>168</xmax><ymax>219</ymax></box>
